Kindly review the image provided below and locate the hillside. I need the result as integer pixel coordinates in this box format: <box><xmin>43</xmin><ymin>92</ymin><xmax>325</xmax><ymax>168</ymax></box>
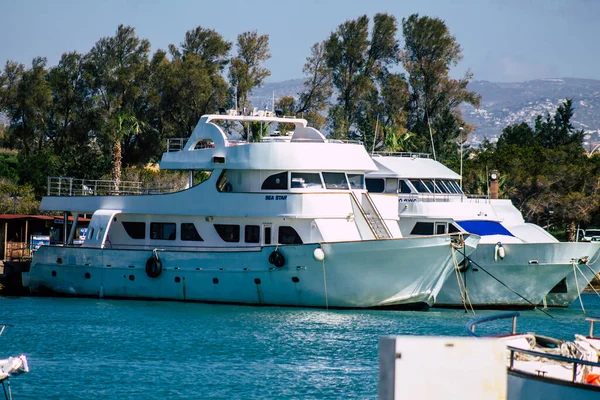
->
<box><xmin>251</xmin><ymin>77</ymin><xmax>600</xmax><ymax>148</ymax></box>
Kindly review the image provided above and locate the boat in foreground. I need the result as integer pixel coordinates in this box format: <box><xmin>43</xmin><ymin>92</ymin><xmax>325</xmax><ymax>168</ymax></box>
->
<box><xmin>0</xmin><ymin>325</ymin><xmax>29</xmax><ymax>400</ymax></box>
<box><xmin>466</xmin><ymin>312</ymin><xmax>600</xmax><ymax>399</ymax></box>
<box><xmin>24</xmin><ymin>111</ymin><xmax>478</xmax><ymax>309</ymax></box>
<box><xmin>367</xmin><ymin>154</ymin><xmax>600</xmax><ymax>309</ymax></box>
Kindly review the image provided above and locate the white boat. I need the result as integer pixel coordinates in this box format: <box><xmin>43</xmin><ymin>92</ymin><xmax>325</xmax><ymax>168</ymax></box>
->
<box><xmin>23</xmin><ymin>111</ymin><xmax>478</xmax><ymax>309</ymax></box>
<box><xmin>366</xmin><ymin>153</ymin><xmax>600</xmax><ymax>308</ymax></box>
<box><xmin>0</xmin><ymin>325</ymin><xmax>30</xmax><ymax>400</ymax></box>
<box><xmin>466</xmin><ymin>312</ymin><xmax>600</xmax><ymax>399</ymax></box>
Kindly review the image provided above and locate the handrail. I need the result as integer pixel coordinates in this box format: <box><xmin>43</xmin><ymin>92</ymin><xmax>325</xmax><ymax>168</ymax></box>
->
<box><xmin>47</xmin><ymin>177</ymin><xmax>175</xmax><ymax>197</ymax></box>
<box><xmin>465</xmin><ymin>312</ymin><xmax>520</xmax><ymax>337</ymax></box>
<box><xmin>371</xmin><ymin>151</ymin><xmax>431</xmax><ymax>158</ymax></box>
<box><xmin>586</xmin><ymin>316</ymin><xmax>600</xmax><ymax>338</ymax></box>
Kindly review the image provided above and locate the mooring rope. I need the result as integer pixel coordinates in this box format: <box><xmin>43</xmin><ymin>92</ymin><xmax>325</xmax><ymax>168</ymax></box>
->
<box><xmin>583</xmin><ymin>263</ymin><xmax>600</xmax><ymax>298</ymax></box>
<box><xmin>451</xmin><ymin>244</ymin><xmax>475</xmax><ymax>315</ymax></box>
<box><xmin>573</xmin><ymin>261</ymin><xmax>586</xmax><ymax>315</ymax></box>
<box><xmin>464</xmin><ymin>255</ymin><xmax>554</xmax><ymax>318</ymax></box>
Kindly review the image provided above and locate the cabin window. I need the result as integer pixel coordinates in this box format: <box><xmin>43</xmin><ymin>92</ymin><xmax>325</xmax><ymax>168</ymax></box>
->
<box><xmin>448</xmin><ymin>224</ymin><xmax>461</xmax><ymax>233</ymax></box>
<box><xmin>447</xmin><ymin>180</ymin><xmax>462</xmax><ymax>194</ymax></box>
<box><xmin>122</xmin><ymin>222</ymin><xmax>145</xmax><ymax>239</ymax></box>
<box><xmin>432</xmin><ymin>181</ymin><xmax>444</xmax><ymax>193</ymax></box>
<box><xmin>421</xmin><ymin>179</ymin><xmax>435</xmax><ymax>193</ymax></box>
<box><xmin>181</xmin><ymin>223</ymin><xmax>203</xmax><ymax>241</ymax></box>
<box><xmin>410</xmin><ymin>179</ymin><xmax>430</xmax><ymax>193</ymax></box>
<box><xmin>366</xmin><ymin>178</ymin><xmax>385</xmax><ymax>193</ymax></box>
<box><xmin>436</xmin><ymin>223</ymin><xmax>447</xmax><ymax>234</ymax></box>
<box><xmin>261</xmin><ymin>172</ymin><xmax>288</xmax><ymax>190</ymax></box>
<box><xmin>436</xmin><ymin>181</ymin><xmax>451</xmax><ymax>194</ymax></box>
<box><xmin>278</xmin><ymin>226</ymin><xmax>303</xmax><ymax>244</ymax></box>
<box><xmin>194</xmin><ymin>138</ymin><xmax>215</xmax><ymax>149</ymax></box>
<box><xmin>245</xmin><ymin>225</ymin><xmax>260</xmax><ymax>243</ymax></box>
<box><xmin>216</xmin><ymin>170</ymin><xmax>228</xmax><ymax>192</ymax></box>
<box><xmin>291</xmin><ymin>172</ymin><xmax>322</xmax><ymax>188</ymax></box>
<box><xmin>323</xmin><ymin>172</ymin><xmax>348</xmax><ymax>190</ymax></box>
<box><xmin>214</xmin><ymin>224</ymin><xmax>240</xmax><ymax>242</ymax></box>
<box><xmin>399</xmin><ymin>180</ymin><xmax>412</xmax><ymax>194</ymax></box>
<box><xmin>150</xmin><ymin>222</ymin><xmax>176</xmax><ymax>240</ymax></box>
<box><xmin>347</xmin><ymin>174</ymin><xmax>364</xmax><ymax>189</ymax></box>
<box><xmin>264</xmin><ymin>226</ymin><xmax>272</xmax><ymax>245</ymax></box>
<box><xmin>410</xmin><ymin>222</ymin><xmax>434</xmax><ymax>235</ymax></box>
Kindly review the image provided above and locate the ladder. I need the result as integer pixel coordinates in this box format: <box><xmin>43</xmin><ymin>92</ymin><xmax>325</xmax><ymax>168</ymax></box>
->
<box><xmin>350</xmin><ymin>192</ymin><xmax>392</xmax><ymax>239</ymax></box>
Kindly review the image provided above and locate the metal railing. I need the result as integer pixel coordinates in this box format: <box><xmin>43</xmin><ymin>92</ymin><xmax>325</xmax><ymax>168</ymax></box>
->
<box><xmin>47</xmin><ymin>177</ymin><xmax>174</xmax><ymax>197</ymax></box>
<box><xmin>372</xmin><ymin>152</ymin><xmax>431</xmax><ymax>158</ymax></box>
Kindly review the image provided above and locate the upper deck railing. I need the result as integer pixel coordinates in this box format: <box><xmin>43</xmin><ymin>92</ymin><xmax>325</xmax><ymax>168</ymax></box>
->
<box><xmin>165</xmin><ymin>137</ymin><xmax>363</xmax><ymax>152</ymax></box>
<box><xmin>371</xmin><ymin>151</ymin><xmax>431</xmax><ymax>158</ymax></box>
<box><xmin>47</xmin><ymin>177</ymin><xmax>174</xmax><ymax>197</ymax></box>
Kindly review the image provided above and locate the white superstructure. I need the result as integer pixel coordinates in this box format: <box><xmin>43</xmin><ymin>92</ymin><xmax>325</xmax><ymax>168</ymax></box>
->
<box><xmin>23</xmin><ymin>112</ymin><xmax>478</xmax><ymax>309</ymax></box>
<box><xmin>366</xmin><ymin>153</ymin><xmax>600</xmax><ymax>308</ymax></box>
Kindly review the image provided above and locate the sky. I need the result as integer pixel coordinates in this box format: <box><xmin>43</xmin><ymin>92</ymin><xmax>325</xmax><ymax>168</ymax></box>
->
<box><xmin>1</xmin><ymin>0</ymin><xmax>599</xmax><ymax>83</ymax></box>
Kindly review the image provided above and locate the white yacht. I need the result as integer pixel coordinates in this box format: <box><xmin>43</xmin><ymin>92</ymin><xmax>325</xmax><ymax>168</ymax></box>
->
<box><xmin>23</xmin><ymin>112</ymin><xmax>478</xmax><ymax>310</ymax></box>
<box><xmin>366</xmin><ymin>153</ymin><xmax>600</xmax><ymax>309</ymax></box>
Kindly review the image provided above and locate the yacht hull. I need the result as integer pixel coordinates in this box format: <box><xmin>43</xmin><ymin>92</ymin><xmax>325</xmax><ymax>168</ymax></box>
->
<box><xmin>543</xmin><ymin>244</ymin><xmax>600</xmax><ymax>307</ymax></box>
<box><xmin>434</xmin><ymin>242</ymin><xmax>598</xmax><ymax>308</ymax></box>
<box><xmin>24</xmin><ymin>235</ymin><xmax>471</xmax><ymax>309</ymax></box>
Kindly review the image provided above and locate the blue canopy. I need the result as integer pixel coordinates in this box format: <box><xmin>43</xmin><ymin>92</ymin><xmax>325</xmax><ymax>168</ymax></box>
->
<box><xmin>456</xmin><ymin>220</ymin><xmax>514</xmax><ymax>237</ymax></box>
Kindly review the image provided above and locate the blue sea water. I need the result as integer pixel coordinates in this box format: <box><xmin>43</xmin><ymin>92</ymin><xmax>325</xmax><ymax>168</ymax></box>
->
<box><xmin>2</xmin><ymin>295</ymin><xmax>600</xmax><ymax>399</ymax></box>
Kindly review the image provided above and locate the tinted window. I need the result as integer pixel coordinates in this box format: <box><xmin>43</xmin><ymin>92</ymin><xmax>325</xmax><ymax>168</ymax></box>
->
<box><xmin>347</xmin><ymin>174</ymin><xmax>364</xmax><ymax>189</ymax></box>
<box><xmin>181</xmin><ymin>223</ymin><xmax>203</xmax><ymax>241</ymax></box>
<box><xmin>150</xmin><ymin>222</ymin><xmax>176</xmax><ymax>240</ymax></box>
<box><xmin>421</xmin><ymin>179</ymin><xmax>435</xmax><ymax>193</ymax></box>
<box><xmin>366</xmin><ymin>178</ymin><xmax>385</xmax><ymax>193</ymax></box>
<box><xmin>278</xmin><ymin>226</ymin><xmax>303</xmax><ymax>244</ymax></box>
<box><xmin>410</xmin><ymin>222</ymin><xmax>434</xmax><ymax>235</ymax></box>
<box><xmin>410</xmin><ymin>179</ymin><xmax>430</xmax><ymax>193</ymax></box>
<box><xmin>432</xmin><ymin>181</ymin><xmax>446</xmax><ymax>193</ymax></box>
<box><xmin>262</xmin><ymin>172</ymin><xmax>288</xmax><ymax>190</ymax></box>
<box><xmin>323</xmin><ymin>172</ymin><xmax>348</xmax><ymax>190</ymax></box>
<box><xmin>399</xmin><ymin>180</ymin><xmax>412</xmax><ymax>194</ymax></box>
<box><xmin>122</xmin><ymin>222</ymin><xmax>145</xmax><ymax>239</ymax></box>
<box><xmin>448</xmin><ymin>224</ymin><xmax>461</xmax><ymax>233</ymax></box>
<box><xmin>215</xmin><ymin>224</ymin><xmax>240</xmax><ymax>242</ymax></box>
<box><xmin>245</xmin><ymin>225</ymin><xmax>260</xmax><ymax>243</ymax></box>
<box><xmin>264</xmin><ymin>226</ymin><xmax>272</xmax><ymax>245</ymax></box>
<box><xmin>291</xmin><ymin>172</ymin><xmax>322</xmax><ymax>188</ymax></box>
<box><xmin>436</xmin><ymin>223</ymin><xmax>446</xmax><ymax>234</ymax></box>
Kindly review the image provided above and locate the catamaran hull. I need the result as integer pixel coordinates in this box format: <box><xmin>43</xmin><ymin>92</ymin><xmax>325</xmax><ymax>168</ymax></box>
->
<box><xmin>434</xmin><ymin>242</ymin><xmax>598</xmax><ymax>308</ymax></box>
<box><xmin>24</xmin><ymin>236</ymin><xmax>467</xmax><ymax>309</ymax></box>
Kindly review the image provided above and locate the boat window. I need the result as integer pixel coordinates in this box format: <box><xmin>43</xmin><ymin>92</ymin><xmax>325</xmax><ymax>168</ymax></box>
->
<box><xmin>438</xmin><ymin>180</ymin><xmax>456</xmax><ymax>193</ymax></box>
<box><xmin>181</xmin><ymin>223</ymin><xmax>203</xmax><ymax>241</ymax></box>
<box><xmin>399</xmin><ymin>180</ymin><xmax>412</xmax><ymax>194</ymax></box>
<box><xmin>323</xmin><ymin>172</ymin><xmax>348</xmax><ymax>190</ymax></box>
<box><xmin>448</xmin><ymin>223</ymin><xmax>461</xmax><ymax>233</ymax></box>
<box><xmin>214</xmin><ymin>224</ymin><xmax>240</xmax><ymax>242</ymax></box>
<box><xmin>366</xmin><ymin>178</ymin><xmax>385</xmax><ymax>193</ymax></box>
<box><xmin>291</xmin><ymin>172</ymin><xmax>323</xmax><ymax>188</ymax></box>
<box><xmin>421</xmin><ymin>179</ymin><xmax>435</xmax><ymax>193</ymax></box>
<box><xmin>216</xmin><ymin>170</ymin><xmax>227</xmax><ymax>192</ymax></box>
<box><xmin>410</xmin><ymin>222</ymin><xmax>434</xmax><ymax>235</ymax></box>
<box><xmin>347</xmin><ymin>174</ymin><xmax>364</xmax><ymax>189</ymax></box>
<box><xmin>261</xmin><ymin>172</ymin><xmax>288</xmax><ymax>190</ymax></box>
<box><xmin>122</xmin><ymin>222</ymin><xmax>145</xmax><ymax>239</ymax></box>
<box><xmin>87</xmin><ymin>227</ymin><xmax>95</xmax><ymax>240</ymax></box>
<box><xmin>448</xmin><ymin>180</ymin><xmax>462</xmax><ymax>194</ymax></box>
<box><xmin>436</xmin><ymin>223</ymin><xmax>447</xmax><ymax>234</ymax></box>
<box><xmin>409</xmin><ymin>179</ymin><xmax>430</xmax><ymax>193</ymax></box>
<box><xmin>432</xmin><ymin>181</ymin><xmax>448</xmax><ymax>193</ymax></box>
<box><xmin>245</xmin><ymin>225</ymin><xmax>260</xmax><ymax>243</ymax></box>
<box><xmin>150</xmin><ymin>222</ymin><xmax>176</xmax><ymax>240</ymax></box>
<box><xmin>278</xmin><ymin>226</ymin><xmax>303</xmax><ymax>244</ymax></box>
<box><xmin>194</xmin><ymin>138</ymin><xmax>215</xmax><ymax>149</ymax></box>
<box><xmin>264</xmin><ymin>226</ymin><xmax>272</xmax><ymax>245</ymax></box>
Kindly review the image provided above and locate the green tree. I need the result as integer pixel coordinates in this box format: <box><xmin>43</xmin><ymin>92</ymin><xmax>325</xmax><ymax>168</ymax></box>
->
<box><xmin>401</xmin><ymin>14</ymin><xmax>480</xmax><ymax>161</ymax></box>
<box><xmin>85</xmin><ymin>25</ymin><xmax>151</xmax><ymax>189</ymax></box>
<box><xmin>228</xmin><ymin>30</ymin><xmax>271</xmax><ymax>111</ymax></box>
<box><xmin>325</xmin><ymin>13</ymin><xmax>400</xmax><ymax>139</ymax></box>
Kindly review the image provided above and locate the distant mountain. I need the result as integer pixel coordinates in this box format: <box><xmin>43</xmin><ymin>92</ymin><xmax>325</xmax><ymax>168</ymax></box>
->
<box><xmin>251</xmin><ymin>77</ymin><xmax>600</xmax><ymax>147</ymax></box>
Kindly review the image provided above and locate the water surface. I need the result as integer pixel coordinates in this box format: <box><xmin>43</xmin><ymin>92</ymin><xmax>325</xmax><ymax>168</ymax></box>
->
<box><xmin>2</xmin><ymin>295</ymin><xmax>599</xmax><ymax>399</ymax></box>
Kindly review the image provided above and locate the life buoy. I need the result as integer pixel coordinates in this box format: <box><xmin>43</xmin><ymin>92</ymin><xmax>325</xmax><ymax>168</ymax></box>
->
<box><xmin>458</xmin><ymin>257</ymin><xmax>470</xmax><ymax>273</ymax></box>
<box><xmin>145</xmin><ymin>256</ymin><xmax>162</xmax><ymax>278</ymax></box>
<box><xmin>268</xmin><ymin>250</ymin><xmax>285</xmax><ymax>268</ymax></box>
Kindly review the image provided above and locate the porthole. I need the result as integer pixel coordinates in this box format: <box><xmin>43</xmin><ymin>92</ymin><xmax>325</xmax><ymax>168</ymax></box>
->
<box><xmin>291</xmin><ymin>277</ymin><xmax>299</xmax><ymax>283</ymax></box>
<box><xmin>254</xmin><ymin>278</ymin><xmax>261</xmax><ymax>285</ymax></box>
<box><xmin>51</xmin><ymin>270</ymin><xmax>57</xmax><ymax>277</ymax></box>
<box><xmin>129</xmin><ymin>275</ymin><xmax>135</xmax><ymax>281</ymax></box>
<box><xmin>84</xmin><ymin>272</ymin><xmax>91</xmax><ymax>279</ymax></box>
<box><xmin>175</xmin><ymin>277</ymin><xmax>181</xmax><ymax>283</ymax></box>
<box><xmin>213</xmin><ymin>278</ymin><xmax>219</xmax><ymax>284</ymax></box>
